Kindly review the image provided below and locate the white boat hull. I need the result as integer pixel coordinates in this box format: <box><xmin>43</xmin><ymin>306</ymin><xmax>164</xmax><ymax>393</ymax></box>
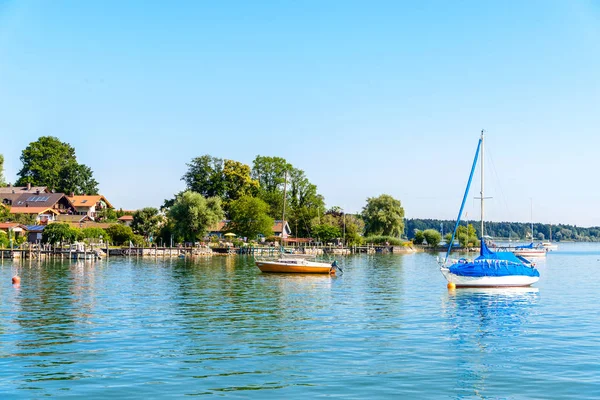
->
<box><xmin>441</xmin><ymin>268</ymin><xmax>539</xmax><ymax>288</ymax></box>
<box><xmin>512</xmin><ymin>249</ymin><xmax>546</xmax><ymax>257</ymax></box>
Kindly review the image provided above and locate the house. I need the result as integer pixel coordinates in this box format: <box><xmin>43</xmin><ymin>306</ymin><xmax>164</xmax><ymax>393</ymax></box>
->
<box><xmin>25</xmin><ymin>225</ymin><xmax>45</xmax><ymax>243</ymax></box>
<box><xmin>0</xmin><ymin>222</ymin><xmax>28</xmax><ymax>236</ymax></box>
<box><xmin>207</xmin><ymin>220</ymin><xmax>230</xmax><ymax>238</ymax></box>
<box><xmin>118</xmin><ymin>215</ymin><xmax>134</xmax><ymax>226</ymax></box>
<box><xmin>0</xmin><ymin>184</ymin><xmax>50</xmax><ymax>207</ymax></box>
<box><xmin>8</xmin><ymin>193</ymin><xmax>73</xmax><ymax>224</ymax></box>
<box><xmin>208</xmin><ymin>219</ymin><xmax>292</xmax><ymax>239</ymax></box>
<box><xmin>273</xmin><ymin>220</ymin><xmax>292</xmax><ymax>238</ymax></box>
<box><xmin>67</xmin><ymin>195</ymin><xmax>114</xmax><ymax>219</ymax></box>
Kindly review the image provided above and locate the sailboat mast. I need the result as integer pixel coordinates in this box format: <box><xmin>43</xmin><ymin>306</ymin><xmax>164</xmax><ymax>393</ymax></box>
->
<box><xmin>530</xmin><ymin>198</ymin><xmax>533</xmax><ymax>242</ymax></box>
<box><xmin>480</xmin><ymin>129</ymin><xmax>485</xmax><ymax>238</ymax></box>
<box><xmin>281</xmin><ymin>170</ymin><xmax>288</xmax><ymax>237</ymax></box>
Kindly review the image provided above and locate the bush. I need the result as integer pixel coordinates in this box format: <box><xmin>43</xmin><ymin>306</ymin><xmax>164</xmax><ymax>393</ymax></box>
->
<box><xmin>363</xmin><ymin>235</ymin><xmax>404</xmax><ymax>246</ymax></box>
<box><xmin>106</xmin><ymin>224</ymin><xmax>135</xmax><ymax>246</ymax></box>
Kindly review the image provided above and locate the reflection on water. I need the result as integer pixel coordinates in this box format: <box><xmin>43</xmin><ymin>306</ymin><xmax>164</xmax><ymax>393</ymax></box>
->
<box><xmin>1</xmin><ymin>252</ymin><xmax>600</xmax><ymax>398</ymax></box>
<box><xmin>442</xmin><ymin>287</ymin><xmax>540</xmax><ymax>399</ymax></box>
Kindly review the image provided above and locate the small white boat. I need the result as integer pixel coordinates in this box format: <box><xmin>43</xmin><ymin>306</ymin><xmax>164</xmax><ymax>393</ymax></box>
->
<box><xmin>541</xmin><ymin>241</ymin><xmax>558</xmax><ymax>251</ymax></box>
<box><xmin>256</xmin><ymin>255</ymin><xmax>339</xmax><ymax>274</ymax></box>
<box><xmin>512</xmin><ymin>243</ymin><xmax>547</xmax><ymax>257</ymax></box>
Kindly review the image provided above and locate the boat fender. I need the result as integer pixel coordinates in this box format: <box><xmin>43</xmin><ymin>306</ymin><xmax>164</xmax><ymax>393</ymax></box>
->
<box><xmin>447</xmin><ymin>282</ymin><xmax>456</xmax><ymax>290</ymax></box>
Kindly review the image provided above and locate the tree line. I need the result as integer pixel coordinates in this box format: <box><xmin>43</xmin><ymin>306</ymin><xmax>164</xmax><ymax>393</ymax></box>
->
<box><xmin>406</xmin><ymin>219</ymin><xmax>600</xmax><ymax>242</ymax></box>
<box><xmin>1</xmin><ymin>137</ymin><xmax>407</xmax><ymax>246</ymax></box>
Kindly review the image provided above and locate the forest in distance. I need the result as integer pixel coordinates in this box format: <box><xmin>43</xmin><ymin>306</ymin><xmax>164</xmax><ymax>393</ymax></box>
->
<box><xmin>405</xmin><ymin>218</ymin><xmax>600</xmax><ymax>242</ymax></box>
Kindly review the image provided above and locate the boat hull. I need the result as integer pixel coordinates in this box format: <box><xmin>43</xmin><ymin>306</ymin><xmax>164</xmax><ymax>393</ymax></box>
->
<box><xmin>256</xmin><ymin>261</ymin><xmax>333</xmax><ymax>274</ymax></box>
<box><xmin>512</xmin><ymin>249</ymin><xmax>546</xmax><ymax>257</ymax></box>
<box><xmin>441</xmin><ymin>268</ymin><xmax>539</xmax><ymax>288</ymax></box>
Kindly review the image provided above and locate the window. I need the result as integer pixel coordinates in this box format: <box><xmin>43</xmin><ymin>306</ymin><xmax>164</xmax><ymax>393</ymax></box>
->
<box><xmin>81</xmin><ymin>200</ymin><xmax>88</xmax><ymax>204</ymax></box>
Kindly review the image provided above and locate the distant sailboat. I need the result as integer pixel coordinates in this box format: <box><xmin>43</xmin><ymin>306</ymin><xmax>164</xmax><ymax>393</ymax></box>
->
<box><xmin>439</xmin><ymin>130</ymin><xmax>540</xmax><ymax>288</ymax></box>
<box><xmin>513</xmin><ymin>199</ymin><xmax>546</xmax><ymax>257</ymax></box>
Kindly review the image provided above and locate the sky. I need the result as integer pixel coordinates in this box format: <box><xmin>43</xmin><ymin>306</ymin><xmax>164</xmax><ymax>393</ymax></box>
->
<box><xmin>0</xmin><ymin>1</ymin><xmax>599</xmax><ymax>226</ymax></box>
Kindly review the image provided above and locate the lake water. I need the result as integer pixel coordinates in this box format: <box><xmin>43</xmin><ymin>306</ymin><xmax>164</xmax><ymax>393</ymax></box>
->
<box><xmin>1</xmin><ymin>243</ymin><xmax>599</xmax><ymax>399</ymax></box>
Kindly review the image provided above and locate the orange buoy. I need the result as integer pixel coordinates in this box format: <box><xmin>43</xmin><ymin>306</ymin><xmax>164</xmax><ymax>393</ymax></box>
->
<box><xmin>447</xmin><ymin>282</ymin><xmax>456</xmax><ymax>290</ymax></box>
<box><xmin>329</xmin><ymin>268</ymin><xmax>336</xmax><ymax>276</ymax></box>
<box><xmin>12</xmin><ymin>275</ymin><xmax>21</xmax><ymax>285</ymax></box>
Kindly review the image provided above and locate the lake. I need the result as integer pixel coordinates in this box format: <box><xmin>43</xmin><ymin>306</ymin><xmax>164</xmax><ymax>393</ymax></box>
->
<box><xmin>1</xmin><ymin>243</ymin><xmax>599</xmax><ymax>398</ymax></box>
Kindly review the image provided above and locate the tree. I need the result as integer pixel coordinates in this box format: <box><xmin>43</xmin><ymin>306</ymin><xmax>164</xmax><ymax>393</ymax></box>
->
<box><xmin>444</xmin><ymin>233</ymin><xmax>453</xmax><ymax>244</ymax></box>
<box><xmin>286</xmin><ymin>168</ymin><xmax>325</xmax><ymax>237</ymax></box>
<box><xmin>58</xmin><ymin>163</ymin><xmax>99</xmax><ymax>195</ymax></box>
<box><xmin>96</xmin><ymin>208</ymin><xmax>118</xmax><ymax>222</ymax></box>
<box><xmin>226</xmin><ymin>196</ymin><xmax>273</xmax><ymax>239</ymax></box>
<box><xmin>312</xmin><ymin>224</ymin><xmax>341</xmax><ymax>243</ymax></box>
<box><xmin>457</xmin><ymin>224</ymin><xmax>480</xmax><ymax>247</ymax></box>
<box><xmin>0</xmin><ymin>154</ymin><xmax>5</xmax><ymax>186</ymax></box>
<box><xmin>251</xmin><ymin>156</ymin><xmax>292</xmax><ymax>217</ymax></box>
<box><xmin>81</xmin><ymin>227</ymin><xmax>108</xmax><ymax>241</ymax></box>
<box><xmin>422</xmin><ymin>229</ymin><xmax>442</xmax><ymax>248</ymax></box>
<box><xmin>362</xmin><ymin>194</ymin><xmax>405</xmax><ymax>237</ymax></box>
<box><xmin>106</xmin><ymin>224</ymin><xmax>135</xmax><ymax>246</ymax></box>
<box><xmin>223</xmin><ymin>160</ymin><xmax>259</xmax><ymax>204</ymax></box>
<box><xmin>182</xmin><ymin>156</ymin><xmax>259</xmax><ymax>213</ymax></box>
<box><xmin>343</xmin><ymin>214</ymin><xmax>365</xmax><ymax>246</ymax></box>
<box><xmin>131</xmin><ymin>207</ymin><xmax>163</xmax><ymax>243</ymax></box>
<box><xmin>413</xmin><ymin>230</ymin><xmax>425</xmax><ymax>245</ymax></box>
<box><xmin>182</xmin><ymin>155</ymin><xmax>226</xmax><ymax>198</ymax></box>
<box><xmin>168</xmin><ymin>191</ymin><xmax>224</xmax><ymax>242</ymax></box>
<box><xmin>16</xmin><ymin>136</ymin><xmax>99</xmax><ymax>194</ymax></box>
<box><xmin>42</xmin><ymin>223</ymin><xmax>78</xmax><ymax>245</ymax></box>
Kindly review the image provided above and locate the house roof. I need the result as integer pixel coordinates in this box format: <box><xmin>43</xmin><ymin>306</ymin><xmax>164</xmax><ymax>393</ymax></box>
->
<box><xmin>209</xmin><ymin>220</ymin><xmax>230</xmax><ymax>232</ymax></box>
<box><xmin>25</xmin><ymin>225</ymin><xmax>45</xmax><ymax>232</ymax></box>
<box><xmin>118</xmin><ymin>215</ymin><xmax>134</xmax><ymax>221</ymax></box>
<box><xmin>9</xmin><ymin>207</ymin><xmax>60</xmax><ymax>215</ymax></box>
<box><xmin>55</xmin><ymin>214</ymin><xmax>92</xmax><ymax>223</ymax></box>
<box><xmin>0</xmin><ymin>186</ymin><xmax>50</xmax><ymax>194</ymax></box>
<box><xmin>67</xmin><ymin>195</ymin><xmax>114</xmax><ymax>209</ymax></box>
<box><xmin>273</xmin><ymin>220</ymin><xmax>291</xmax><ymax>233</ymax></box>
<box><xmin>11</xmin><ymin>193</ymin><xmax>69</xmax><ymax>209</ymax></box>
<box><xmin>0</xmin><ymin>222</ymin><xmax>27</xmax><ymax>230</ymax></box>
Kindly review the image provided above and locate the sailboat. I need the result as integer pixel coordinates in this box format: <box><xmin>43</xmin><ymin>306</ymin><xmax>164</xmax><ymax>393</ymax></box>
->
<box><xmin>513</xmin><ymin>199</ymin><xmax>546</xmax><ymax>257</ymax></box>
<box><xmin>439</xmin><ymin>130</ymin><xmax>540</xmax><ymax>288</ymax></box>
<box><xmin>255</xmin><ymin>171</ymin><xmax>339</xmax><ymax>274</ymax></box>
<box><xmin>541</xmin><ymin>224</ymin><xmax>558</xmax><ymax>251</ymax></box>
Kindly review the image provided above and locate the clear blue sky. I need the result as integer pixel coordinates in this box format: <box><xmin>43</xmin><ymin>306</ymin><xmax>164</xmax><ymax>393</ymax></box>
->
<box><xmin>1</xmin><ymin>1</ymin><xmax>598</xmax><ymax>226</ymax></box>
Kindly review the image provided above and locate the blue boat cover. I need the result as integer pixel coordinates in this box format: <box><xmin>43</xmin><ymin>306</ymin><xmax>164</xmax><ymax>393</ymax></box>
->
<box><xmin>515</xmin><ymin>242</ymin><xmax>534</xmax><ymax>249</ymax></box>
<box><xmin>449</xmin><ymin>240</ymin><xmax>540</xmax><ymax>278</ymax></box>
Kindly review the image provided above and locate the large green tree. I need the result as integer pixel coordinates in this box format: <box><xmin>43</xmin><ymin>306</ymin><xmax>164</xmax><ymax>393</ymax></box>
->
<box><xmin>223</xmin><ymin>159</ymin><xmax>259</xmax><ymax>204</ymax></box>
<box><xmin>16</xmin><ymin>136</ymin><xmax>99</xmax><ymax>194</ymax></box>
<box><xmin>182</xmin><ymin>156</ymin><xmax>258</xmax><ymax>212</ymax></box>
<box><xmin>226</xmin><ymin>196</ymin><xmax>273</xmax><ymax>239</ymax></box>
<box><xmin>131</xmin><ymin>207</ymin><xmax>163</xmax><ymax>243</ymax></box>
<box><xmin>251</xmin><ymin>156</ymin><xmax>292</xmax><ymax>218</ymax></box>
<box><xmin>168</xmin><ymin>191</ymin><xmax>224</xmax><ymax>242</ymax></box>
<box><xmin>182</xmin><ymin>155</ymin><xmax>226</xmax><ymax>198</ymax></box>
<box><xmin>58</xmin><ymin>163</ymin><xmax>99</xmax><ymax>195</ymax></box>
<box><xmin>362</xmin><ymin>194</ymin><xmax>405</xmax><ymax>237</ymax></box>
<box><xmin>286</xmin><ymin>168</ymin><xmax>325</xmax><ymax>238</ymax></box>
